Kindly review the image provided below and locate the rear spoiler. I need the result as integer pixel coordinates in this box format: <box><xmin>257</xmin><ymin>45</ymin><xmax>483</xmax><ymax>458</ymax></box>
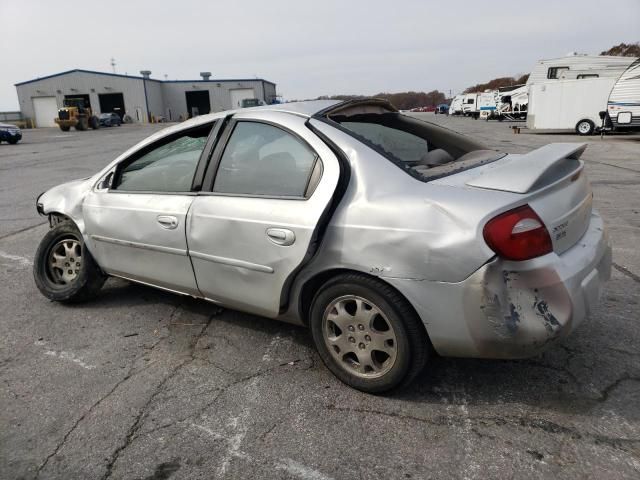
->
<box><xmin>465</xmin><ymin>143</ymin><xmax>587</xmax><ymax>193</ymax></box>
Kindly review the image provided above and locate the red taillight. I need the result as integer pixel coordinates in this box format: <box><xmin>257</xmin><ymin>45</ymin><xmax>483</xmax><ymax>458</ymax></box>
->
<box><xmin>483</xmin><ymin>205</ymin><xmax>552</xmax><ymax>261</ymax></box>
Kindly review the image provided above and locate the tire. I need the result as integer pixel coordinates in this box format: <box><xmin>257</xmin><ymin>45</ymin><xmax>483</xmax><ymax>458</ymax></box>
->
<box><xmin>89</xmin><ymin>116</ymin><xmax>99</xmax><ymax>129</ymax></box>
<box><xmin>75</xmin><ymin>119</ymin><xmax>87</xmax><ymax>131</ymax></box>
<box><xmin>309</xmin><ymin>273</ymin><xmax>430</xmax><ymax>393</ymax></box>
<box><xmin>576</xmin><ymin>119</ymin><xmax>595</xmax><ymax>136</ymax></box>
<box><xmin>8</xmin><ymin>138</ymin><xmax>19</xmax><ymax>144</ymax></box>
<box><xmin>59</xmin><ymin>125</ymin><xmax>70</xmax><ymax>132</ymax></box>
<box><xmin>33</xmin><ymin>221</ymin><xmax>106</xmax><ymax>303</ymax></box>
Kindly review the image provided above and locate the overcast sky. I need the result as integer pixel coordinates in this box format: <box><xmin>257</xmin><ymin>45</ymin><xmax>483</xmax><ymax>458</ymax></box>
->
<box><xmin>0</xmin><ymin>0</ymin><xmax>638</xmax><ymax>110</ymax></box>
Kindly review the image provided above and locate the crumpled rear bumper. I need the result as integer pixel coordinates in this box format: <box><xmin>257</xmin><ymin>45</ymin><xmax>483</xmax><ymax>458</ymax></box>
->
<box><xmin>386</xmin><ymin>211</ymin><xmax>611</xmax><ymax>359</ymax></box>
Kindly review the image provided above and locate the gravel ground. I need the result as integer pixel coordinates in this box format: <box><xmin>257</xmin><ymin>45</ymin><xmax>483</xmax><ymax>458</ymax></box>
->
<box><xmin>1</xmin><ymin>117</ymin><xmax>639</xmax><ymax>480</ymax></box>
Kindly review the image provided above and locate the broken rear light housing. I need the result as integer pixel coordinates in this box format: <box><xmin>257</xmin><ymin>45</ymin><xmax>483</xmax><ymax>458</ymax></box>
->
<box><xmin>483</xmin><ymin>205</ymin><xmax>552</xmax><ymax>261</ymax></box>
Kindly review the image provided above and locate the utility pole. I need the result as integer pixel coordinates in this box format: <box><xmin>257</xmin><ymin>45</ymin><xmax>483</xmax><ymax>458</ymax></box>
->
<box><xmin>110</xmin><ymin>58</ymin><xmax>116</xmax><ymax>73</ymax></box>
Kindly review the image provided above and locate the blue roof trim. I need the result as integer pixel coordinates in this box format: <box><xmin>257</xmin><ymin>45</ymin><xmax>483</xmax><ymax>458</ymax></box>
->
<box><xmin>15</xmin><ymin>68</ymin><xmax>276</xmax><ymax>87</ymax></box>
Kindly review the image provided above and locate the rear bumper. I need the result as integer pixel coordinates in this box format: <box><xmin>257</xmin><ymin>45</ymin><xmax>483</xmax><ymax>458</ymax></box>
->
<box><xmin>386</xmin><ymin>211</ymin><xmax>611</xmax><ymax>359</ymax></box>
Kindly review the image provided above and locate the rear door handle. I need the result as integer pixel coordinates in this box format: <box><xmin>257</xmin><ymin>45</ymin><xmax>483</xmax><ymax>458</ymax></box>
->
<box><xmin>266</xmin><ymin>228</ymin><xmax>295</xmax><ymax>246</ymax></box>
<box><xmin>157</xmin><ymin>215</ymin><xmax>178</xmax><ymax>230</ymax></box>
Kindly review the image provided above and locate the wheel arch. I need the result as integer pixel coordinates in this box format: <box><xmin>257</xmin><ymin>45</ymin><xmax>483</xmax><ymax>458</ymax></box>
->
<box><xmin>297</xmin><ymin>267</ymin><xmax>430</xmax><ymax>341</ymax></box>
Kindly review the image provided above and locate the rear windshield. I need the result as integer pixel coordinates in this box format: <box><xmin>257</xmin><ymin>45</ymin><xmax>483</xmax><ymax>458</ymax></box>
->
<box><xmin>328</xmin><ymin>112</ymin><xmax>502</xmax><ymax>181</ymax></box>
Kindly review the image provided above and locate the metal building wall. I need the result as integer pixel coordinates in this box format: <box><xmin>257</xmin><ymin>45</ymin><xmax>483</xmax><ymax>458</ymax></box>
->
<box><xmin>160</xmin><ymin>80</ymin><xmax>270</xmax><ymax>120</ymax></box>
<box><xmin>15</xmin><ymin>71</ymin><xmax>149</xmax><ymax>123</ymax></box>
<box><xmin>15</xmin><ymin>71</ymin><xmax>278</xmax><ymax>125</ymax></box>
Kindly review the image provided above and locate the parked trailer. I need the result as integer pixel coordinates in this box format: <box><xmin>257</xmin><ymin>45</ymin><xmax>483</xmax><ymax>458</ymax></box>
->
<box><xmin>526</xmin><ymin>55</ymin><xmax>635</xmax><ymax>84</ymax></box>
<box><xmin>607</xmin><ymin>58</ymin><xmax>640</xmax><ymax>131</ymax></box>
<box><xmin>494</xmin><ymin>85</ymin><xmax>528</xmax><ymax>121</ymax></box>
<box><xmin>478</xmin><ymin>91</ymin><xmax>499</xmax><ymax>119</ymax></box>
<box><xmin>527</xmin><ymin>76</ymin><xmax>619</xmax><ymax>135</ymax></box>
<box><xmin>462</xmin><ymin>93</ymin><xmax>479</xmax><ymax>118</ymax></box>
<box><xmin>449</xmin><ymin>95</ymin><xmax>464</xmax><ymax>115</ymax></box>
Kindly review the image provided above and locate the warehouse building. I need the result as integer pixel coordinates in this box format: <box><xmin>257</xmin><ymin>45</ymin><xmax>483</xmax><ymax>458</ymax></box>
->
<box><xmin>15</xmin><ymin>69</ymin><xmax>277</xmax><ymax>127</ymax></box>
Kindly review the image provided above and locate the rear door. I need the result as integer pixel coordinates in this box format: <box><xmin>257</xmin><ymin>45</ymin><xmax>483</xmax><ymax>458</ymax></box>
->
<box><xmin>187</xmin><ymin>110</ymin><xmax>341</xmax><ymax>318</ymax></box>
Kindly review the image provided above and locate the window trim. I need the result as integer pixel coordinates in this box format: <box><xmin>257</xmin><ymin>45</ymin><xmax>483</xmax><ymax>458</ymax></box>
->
<box><xmin>109</xmin><ymin>121</ymin><xmax>217</xmax><ymax>195</ymax></box>
<box><xmin>547</xmin><ymin>66</ymin><xmax>569</xmax><ymax>79</ymax></box>
<box><xmin>201</xmin><ymin>118</ymin><xmax>323</xmax><ymax>200</ymax></box>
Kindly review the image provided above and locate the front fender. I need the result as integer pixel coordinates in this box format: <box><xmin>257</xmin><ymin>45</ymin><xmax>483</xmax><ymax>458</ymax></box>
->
<box><xmin>37</xmin><ymin>178</ymin><xmax>93</xmax><ymax>234</ymax></box>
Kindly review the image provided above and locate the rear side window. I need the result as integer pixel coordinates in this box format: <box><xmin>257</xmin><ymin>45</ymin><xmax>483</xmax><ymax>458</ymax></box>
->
<box><xmin>115</xmin><ymin>124</ymin><xmax>212</xmax><ymax>192</ymax></box>
<box><xmin>213</xmin><ymin>121</ymin><xmax>319</xmax><ymax>197</ymax></box>
<box><xmin>577</xmin><ymin>74</ymin><xmax>599</xmax><ymax>79</ymax></box>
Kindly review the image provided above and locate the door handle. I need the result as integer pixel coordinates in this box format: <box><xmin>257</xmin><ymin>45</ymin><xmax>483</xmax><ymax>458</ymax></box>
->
<box><xmin>157</xmin><ymin>215</ymin><xmax>179</xmax><ymax>230</ymax></box>
<box><xmin>266</xmin><ymin>228</ymin><xmax>295</xmax><ymax>246</ymax></box>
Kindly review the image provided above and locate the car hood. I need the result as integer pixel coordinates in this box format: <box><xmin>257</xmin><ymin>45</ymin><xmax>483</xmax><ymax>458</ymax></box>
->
<box><xmin>0</xmin><ymin>122</ymin><xmax>18</xmax><ymax>129</ymax></box>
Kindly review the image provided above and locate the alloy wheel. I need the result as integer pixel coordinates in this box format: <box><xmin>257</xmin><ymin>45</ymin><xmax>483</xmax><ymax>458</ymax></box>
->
<box><xmin>322</xmin><ymin>295</ymin><xmax>398</xmax><ymax>378</ymax></box>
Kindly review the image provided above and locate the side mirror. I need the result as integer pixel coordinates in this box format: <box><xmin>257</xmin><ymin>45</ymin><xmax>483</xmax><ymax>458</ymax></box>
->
<box><xmin>598</xmin><ymin>111</ymin><xmax>606</xmax><ymax>120</ymax></box>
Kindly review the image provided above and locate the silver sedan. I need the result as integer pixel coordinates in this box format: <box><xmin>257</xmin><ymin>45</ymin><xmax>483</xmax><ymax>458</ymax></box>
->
<box><xmin>34</xmin><ymin>99</ymin><xmax>611</xmax><ymax>392</ymax></box>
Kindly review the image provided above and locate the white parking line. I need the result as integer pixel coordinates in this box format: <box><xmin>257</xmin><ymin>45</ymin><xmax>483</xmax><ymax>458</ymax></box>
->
<box><xmin>34</xmin><ymin>340</ymin><xmax>97</xmax><ymax>370</ymax></box>
<box><xmin>275</xmin><ymin>458</ymin><xmax>335</xmax><ymax>480</ymax></box>
<box><xmin>0</xmin><ymin>250</ymin><xmax>33</xmax><ymax>267</ymax></box>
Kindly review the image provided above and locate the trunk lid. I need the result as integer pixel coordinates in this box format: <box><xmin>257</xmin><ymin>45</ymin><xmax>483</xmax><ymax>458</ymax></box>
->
<box><xmin>434</xmin><ymin>143</ymin><xmax>592</xmax><ymax>255</ymax></box>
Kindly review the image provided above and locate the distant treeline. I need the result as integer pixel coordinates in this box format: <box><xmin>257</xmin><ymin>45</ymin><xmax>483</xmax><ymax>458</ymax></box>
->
<box><xmin>601</xmin><ymin>42</ymin><xmax>640</xmax><ymax>57</ymax></box>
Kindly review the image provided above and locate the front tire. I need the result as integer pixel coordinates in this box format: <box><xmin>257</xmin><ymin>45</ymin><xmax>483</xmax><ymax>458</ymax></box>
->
<box><xmin>309</xmin><ymin>273</ymin><xmax>430</xmax><ymax>393</ymax></box>
<box><xmin>576</xmin><ymin>119</ymin><xmax>595</xmax><ymax>136</ymax></box>
<box><xmin>33</xmin><ymin>221</ymin><xmax>106</xmax><ymax>303</ymax></box>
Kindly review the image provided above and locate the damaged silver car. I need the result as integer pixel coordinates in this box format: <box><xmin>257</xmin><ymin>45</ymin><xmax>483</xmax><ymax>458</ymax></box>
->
<box><xmin>34</xmin><ymin>99</ymin><xmax>611</xmax><ymax>392</ymax></box>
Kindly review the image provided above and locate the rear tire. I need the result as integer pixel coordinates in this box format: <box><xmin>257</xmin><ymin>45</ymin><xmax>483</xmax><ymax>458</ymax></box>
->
<box><xmin>309</xmin><ymin>273</ymin><xmax>430</xmax><ymax>393</ymax></box>
<box><xmin>33</xmin><ymin>221</ymin><xmax>106</xmax><ymax>303</ymax></box>
<box><xmin>89</xmin><ymin>116</ymin><xmax>99</xmax><ymax>129</ymax></box>
<box><xmin>576</xmin><ymin>119</ymin><xmax>595</xmax><ymax>136</ymax></box>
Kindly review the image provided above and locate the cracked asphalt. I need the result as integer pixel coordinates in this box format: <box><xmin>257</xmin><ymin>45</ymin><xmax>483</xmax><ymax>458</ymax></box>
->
<box><xmin>1</xmin><ymin>117</ymin><xmax>639</xmax><ymax>479</ymax></box>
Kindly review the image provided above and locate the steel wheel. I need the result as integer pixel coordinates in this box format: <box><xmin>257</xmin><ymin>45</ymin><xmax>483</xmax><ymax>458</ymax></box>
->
<box><xmin>47</xmin><ymin>238</ymin><xmax>82</xmax><ymax>285</ymax></box>
<box><xmin>576</xmin><ymin>120</ymin><xmax>594</xmax><ymax>135</ymax></box>
<box><xmin>322</xmin><ymin>295</ymin><xmax>398</xmax><ymax>378</ymax></box>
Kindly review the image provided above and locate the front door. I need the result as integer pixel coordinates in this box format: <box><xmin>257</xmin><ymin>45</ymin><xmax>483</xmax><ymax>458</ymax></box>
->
<box><xmin>83</xmin><ymin>122</ymin><xmax>215</xmax><ymax>294</ymax></box>
<box><xmin>187</xmin><ymin>111</ymin><xmax>341</xmax><ymax>318</ymax></box>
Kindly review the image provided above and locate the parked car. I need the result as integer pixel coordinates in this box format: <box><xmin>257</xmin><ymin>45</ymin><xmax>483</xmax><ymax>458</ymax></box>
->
<box><xmin>98</xmin><ymin>112</ymin><xmax>122</xmax><ymax>127</ymax></box>
<box><xmin>434</xmin><ymin>104</ymin><xmax>449</xmax><ymax>114</ymax></box>
<box><xmin>33</xmin><ymin>99</ymin><xmax>611</xmax><ymax>393</ymax></box>
<box><xmin>0</xmin><ymin>122</ymin><xmax>22</xmax><ymax>144</ymax></box>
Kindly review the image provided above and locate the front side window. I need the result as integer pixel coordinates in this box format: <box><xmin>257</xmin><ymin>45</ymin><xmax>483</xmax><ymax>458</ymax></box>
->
<box><xmin>213</xmin><ymin>122</ymin><xmax>318</xmax><ymax>197</ymax></box>
<box><xmin>547</xmin><ymin>66</ymin><xmax>569</xmax><ymax>79</ymax></box>
<box><xmin>115</xmin><ymin>124</ymin><xmax>212</xmax><ymax>192</ymax></box>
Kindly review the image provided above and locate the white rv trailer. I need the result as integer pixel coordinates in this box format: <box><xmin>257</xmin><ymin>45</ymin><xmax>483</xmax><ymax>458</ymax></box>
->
<box><xmin>449</xmin><ymin>95</ymin><xmax>464</xmax><ymax>115</ymax></box>
<box><xmin>477</xmin><ymin>91</ymin><xmax>498</xmax><ymax>119</ymax></box>
<box><xmin>527</xmin><ymin>76</ymin><xmax>620</xmax><ymax>135</ymax></box>
<box><xmin>462</xmin><ymin>93</ymin><xmax>479</xmax><ymax>118</ymax></box>
<box><xmin>496</xmin><ymin>84</ymin><xmax>528</xmax><ymax>120</ymax></box>
<box><xmin>607</xmin><ymin>58</ymin><xmax>640</xmax><ymax>130</ymax></box>
<box><xmin>526</xmin><ymin>55</ymin><xmax>636</xmax><ymax>84</ymax></box>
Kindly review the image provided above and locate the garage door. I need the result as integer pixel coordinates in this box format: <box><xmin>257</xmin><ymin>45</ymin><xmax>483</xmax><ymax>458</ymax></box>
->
<box><xmin>32</xmin><ymin>97</ymin><xmax>58</xmax><ymax>128</ymax></box>
<box><xmin>230</xmin><ymin>88</ymin><xmax>255</xmax><ymax>109</ymax></box>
